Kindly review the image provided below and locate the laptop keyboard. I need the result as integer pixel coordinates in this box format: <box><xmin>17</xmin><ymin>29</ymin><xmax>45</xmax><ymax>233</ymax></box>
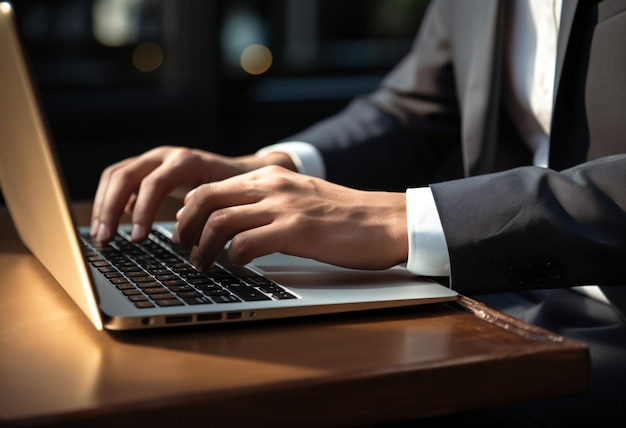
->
<box><xmin>80</xmin><ymin>229</ymin><xmax>297</xmax><ymax>309</ymax></box>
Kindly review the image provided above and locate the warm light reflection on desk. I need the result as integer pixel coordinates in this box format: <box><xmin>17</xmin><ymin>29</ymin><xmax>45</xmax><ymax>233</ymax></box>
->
<box><xmin>0</xmin><ymin>255</ymin><xmax>102</xmax><ymax>418</ymax></box>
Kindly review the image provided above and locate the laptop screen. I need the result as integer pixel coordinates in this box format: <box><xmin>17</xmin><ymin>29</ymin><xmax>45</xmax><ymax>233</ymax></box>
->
<box><xmin>0</xmin><ymin>3</ymin><xmax>103</xmax><ymax>330</ymax></box>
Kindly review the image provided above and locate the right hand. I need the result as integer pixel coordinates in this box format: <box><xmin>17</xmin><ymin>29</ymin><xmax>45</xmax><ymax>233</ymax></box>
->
<box><xmin>89</xmin><ymin>145</ymin><xmax>294</xmax><ymax>243</ymax></box>
<box><xmin>171</xmin><ymin>165</ymin><xmax>409</xmax><ymax>272</ymax></box>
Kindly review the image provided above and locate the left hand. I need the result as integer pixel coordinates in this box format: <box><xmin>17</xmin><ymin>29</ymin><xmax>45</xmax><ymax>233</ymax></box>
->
<box><xmin>172</xmin><ymin>166</ymin><xmax>408</xmax><ymax>271</ymax></box>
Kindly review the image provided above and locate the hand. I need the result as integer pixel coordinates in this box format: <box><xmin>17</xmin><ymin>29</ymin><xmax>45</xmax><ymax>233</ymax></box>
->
<box><xmin>90</xmin><ymin>145</ymin><xmax>295</xmax><ymax>243</ymax></box>
<box><xmin>172</xmin><ymin>166</ymin><xmax>408</xmax><ymax>271</ymax></box>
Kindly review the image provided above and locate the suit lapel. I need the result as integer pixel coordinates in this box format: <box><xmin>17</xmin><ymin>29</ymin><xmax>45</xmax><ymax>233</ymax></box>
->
<box><xmin>460</xmin><ymin>0</ymin><xmax>505</xmax><ymax>176</ymax></box>
<box><xmin>549</xmin><ymin>0</ymin><xmax>597</xmax><ymax>170</ymax></box>
<box><xmin>553</xmin><ymin>0</ymin><xmax>579</xmax><ymax>105</ymax></box>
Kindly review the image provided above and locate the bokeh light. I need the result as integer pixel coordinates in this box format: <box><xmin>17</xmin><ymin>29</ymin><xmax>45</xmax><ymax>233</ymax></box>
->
<box><xmin>240</xmin><ymin>44</ymin><xmax>273</xmax><ymax>75</ymax></box>
<box><xmin>132</xmin><ymin>42</ymin><xmax>163</xmax><ymax>72</ymax></box>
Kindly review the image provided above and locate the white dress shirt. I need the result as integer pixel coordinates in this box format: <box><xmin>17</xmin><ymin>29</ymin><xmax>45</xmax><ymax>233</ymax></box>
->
<box><xmin>256</xmin><ymin>0</ymin><xmax>609</xmax><ymax>303</ymax></box>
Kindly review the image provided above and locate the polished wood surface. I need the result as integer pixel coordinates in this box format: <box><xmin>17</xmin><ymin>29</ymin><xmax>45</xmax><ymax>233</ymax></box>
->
<box><xmin>0</xmin><ymin>201</ymin><xmax>589</xmax><ymax>427</ymax></box>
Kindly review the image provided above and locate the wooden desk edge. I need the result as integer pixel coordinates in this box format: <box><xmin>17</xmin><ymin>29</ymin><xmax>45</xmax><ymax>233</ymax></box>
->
<box><xmin>454</xmin><ymin>295</ymin><xmax>588</xmax><ymax>348</ymax></box>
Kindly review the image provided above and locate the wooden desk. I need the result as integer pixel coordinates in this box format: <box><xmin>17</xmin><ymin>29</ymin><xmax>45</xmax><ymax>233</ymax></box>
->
<box><xmin>0</xmin><ymin>201</ymin><xmax>589</xmax><ymax>427</ymax></box>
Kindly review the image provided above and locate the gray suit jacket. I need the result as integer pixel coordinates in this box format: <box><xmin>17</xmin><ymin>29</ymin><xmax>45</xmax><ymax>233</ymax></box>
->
<box><xmin>286</xmin><ymin>0</ymin><xmax>626</xmax><ymax>310</ymax></box>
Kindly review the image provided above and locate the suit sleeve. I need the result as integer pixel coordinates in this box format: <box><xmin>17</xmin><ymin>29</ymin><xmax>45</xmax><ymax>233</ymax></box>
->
<box><xmin>430</xmin><ymin>155</ymin><xmax>626</xmax><ymax>295</ymax></box>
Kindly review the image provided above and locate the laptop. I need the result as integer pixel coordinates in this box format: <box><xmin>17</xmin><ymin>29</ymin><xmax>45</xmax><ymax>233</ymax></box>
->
<box><xmin>0</xmin><ymin>2</ymin><xmax>457</xmax><ymax>331</ymax></box>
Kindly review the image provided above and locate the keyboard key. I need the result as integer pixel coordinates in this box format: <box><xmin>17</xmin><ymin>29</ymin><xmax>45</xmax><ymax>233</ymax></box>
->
<box><xmin>182</xmin><ymin>296</ymin><xmax>213</xmax><ymax>305</ymax></box>
<box><xmin>200</xmin><ymin>288</ymin><xmax>230</xmax><ymax>297</ymax></box>
<box><xmin>212</xmin><ymin>294</ymin><xmax>241</xmax><ymax>304</ymax></box>
<box><xmin>136</xmin><ymin>281</ymin><xmax>162</xmax><ymax>289</ymax></box>
<box><xmin>134</xmin><ymin>301</ymin><xmax>155</xmax><ymax>308</ymax></box>
<box><xmin>258</xmin><ymin>285</ymin><xmax>298</xmax><ymax>300</ymax></box>
<box><xmin>129</xmin><ymin>275</ymin><xmax>156</xmax><ymax>284</ymax></box>
<box><xmin>226</xmin><ymin>284</ymin><xmax>271</xmax><ymax>301</ymax></box>
<box><xmin>155</xmin><ymin>274</ymin><xmax>179</xmax><ymax>281</ymax></box>
<box><xmin>176</xmin><ymin>290</ymin><xmax>203</xmax><ymax>298</ymax></box>
<box><xmin>143</xmin><ymin>288</ymin><xmax>170</xmax><ymax>296</ymax></box>
<box><xmin>167</xmin><ymin>285</ymin><xmax>195</xmax><ymax>293</ymax></box>
<box><xmin>154</xmin><ymin>298</ymin><xmax>184</xmax><ymax>307</ymax></box>
<box><xmin>104</xmin><ymin>271</ymin><xmax>123</xmax><ymax>279</ymax></box>
<box><xmin>162</xmin><ymin>279</ymin><xmax>187</xmax><ymax>287</ymax></box>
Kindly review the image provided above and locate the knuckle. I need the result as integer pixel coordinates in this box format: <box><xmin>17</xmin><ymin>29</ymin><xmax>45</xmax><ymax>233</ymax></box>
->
<box><xmin>101</xmin><ymin>164</ymin><xmax>117</xmax><ymax>178</ymax></box>
<box><xmin>206</xmin><ymin>208</ymin><xmax>230</xmax><ymax>231</ymax></box>
<box><xmin>110</xmin><ymin>167</ymin><xmax>137</xmax><ymax>185</ymax></box>
<box><xmin>262</xmin><ymin>164</ymin><xmax>285</xmax><ymax>174</ymax></box>
<box><xmin>139</xmin><ymin>173</ymin><xmax>165</xmax><ymax>191</ymax></box>
<box><xmin>169</xmin><ymin>146</ymin><xmax>194</xmax><ymax>162</ymax></box>
<box><xmin>268</xmin><ymin>173</ymin><xmax>294</xmax><ymax>191</ymax></box>
<box><xmin>152</xmin><ymin>145</ymin><xmax>176</xmax><ymax>155</ymax></box>
<box><xmin>192</xmin><ymin>183</ymin><xmax>217</xmax><ymax>204</ymax></box>
<box><xmin>151</xmin><ymin>145</ymin><xmax>193</xmax><ymax>164</ymax></box>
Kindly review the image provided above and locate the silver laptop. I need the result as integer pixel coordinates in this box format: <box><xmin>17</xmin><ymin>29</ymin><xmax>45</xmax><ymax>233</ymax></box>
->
<box><xmin>0</xmin><ymin>2</ymin><xmax>457</xmax><ymax>331</ymax></box>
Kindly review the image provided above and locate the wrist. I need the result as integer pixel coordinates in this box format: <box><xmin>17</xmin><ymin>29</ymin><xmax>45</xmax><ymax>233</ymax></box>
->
<box><xmin>237</xmin><ymin>152</ymin><xmax>296</xmax><ymax>171</ymax></box>
<box><xmin>236</xmin><ymin>152</ymin><xmax>297</xmax><ymax>173</ymax></box>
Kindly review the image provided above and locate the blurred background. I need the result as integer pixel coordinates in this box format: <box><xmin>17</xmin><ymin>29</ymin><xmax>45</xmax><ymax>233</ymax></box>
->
<box><xmin>6</xmin><ymin>0</ymin><xmax>430</xmax><ymax>200</ymax></box>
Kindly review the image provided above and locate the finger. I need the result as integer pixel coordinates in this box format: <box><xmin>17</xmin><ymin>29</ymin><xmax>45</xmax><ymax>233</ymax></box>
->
<box><xmin>90</xmin><ymin>157</ymin><xmax>134</xmax><ymax>237</ymax></box>
<box><xmin>93</xmin><ymin>159</ymin><xmax>153</xmax><ymax>242</ymax></box>
<box><xmin>226</xmin><ymin>222</ymin><xmax>290</xmax><ymax>266</ymax></box>
<box><xmin>189</xmin><ymin>204</ymin><xmax>273</xmax><ymax>271</ymax></box>
<box><xmin>176</xmin><ymin>180</ymin><xmax>262</xmax><ymax>250</ymax></box>
<box><xmin>128</xmin><ymin>162</ymin><xmax>184</xmax><ymax>241</ymax></box>
<box><xmin>124</xmin><ymin>193</ymin><xmax>138</xmax><ymax>215</ymax></box>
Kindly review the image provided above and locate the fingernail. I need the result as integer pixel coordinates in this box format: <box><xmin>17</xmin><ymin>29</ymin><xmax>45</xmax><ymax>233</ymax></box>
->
<box><xmin>190</xmin><ymin>255</ymin><xmax>198</xmax><ymax>270</ymax></box>
<box><xmin>90</xmin><ymin>219</ymin><xmax>99</xmax><ymax>236</ymax></box>
<box><xmin>131</xmin><ymin>223</ymin><xmax>145</xmax><ymax>242</ymax></box>
<box><xmin>171</xmin><ymin>227</ymin><xmax>180</xmax><ymax>245</ymax></box>
<box><xmin>96</xmin><ymin>222</ymin><xmax>110</xmax><ymax>242</ymax></box>
<box><xmin>190</xmin><ymin>253</ymin><xmax>205</xmax><ymax>272</ymax></box>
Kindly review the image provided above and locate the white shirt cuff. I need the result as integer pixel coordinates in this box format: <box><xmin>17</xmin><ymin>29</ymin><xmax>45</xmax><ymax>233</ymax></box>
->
<box><xmin>256</xmin><ymin>141</ymin><xmax>326</xmax><ymax>179</ymax></box>
<box><xmin>405</xmin><ymin>187</ymin><xmax>451</xmax><ymax>277</ymax></box>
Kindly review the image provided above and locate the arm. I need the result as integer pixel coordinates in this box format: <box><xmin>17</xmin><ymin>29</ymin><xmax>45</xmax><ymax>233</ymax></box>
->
<box><xmin>431</xmin><ymin>155</ymin><xmax>626</xmax><ymax>294</ymax></box>
<box><xmin>172</xmin><ymin>166</ymin><xmax>408</xmax><ymax>272</ymax></box>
